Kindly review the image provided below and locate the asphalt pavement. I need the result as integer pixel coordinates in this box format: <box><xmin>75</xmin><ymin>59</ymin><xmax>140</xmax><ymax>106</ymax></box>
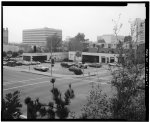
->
<box><xmin>3</xmin><ymin>66</ymin><xmax>114</xmax><ymax>118</ymax></box>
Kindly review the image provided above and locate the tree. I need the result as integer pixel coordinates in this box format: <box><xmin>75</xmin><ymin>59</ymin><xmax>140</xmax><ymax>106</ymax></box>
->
<box><xmin>12</xmin><ymin>52</ymin><xmax>19</xmax><ymax>58</ymax></box>
<box><xmin>2</xmin><ymin>91</ymin><xmax>22</xmax><ymax>119</ymax></box>
<box><xmin>7</xmin><ymin>51</ymin><xmax>13</xmax><ymax>58</ymax></box>
<box><xmin>110</xmin><ymin>14</ymin><xmax>146</xmax><ymax>120</ymax></box>
<box><xmin>3</xmin><ymin>51</ymin><xmax>6</xmax><ymax>57</ymax></box>
<box><xmin>68</xmin><ymin>33</ymin><xmax>88</xmax><ymax>51</ymax></box>
<box><xmin>46</xmin><ymin>34</ymin><xmax>62</xmax><ymax>52</ymax></box>
<box><xmin>136</xmin><ymin>43</ymin><xmax>145</xmax><ymax>64</ymax></box>
<box><xmin>81</xmin><ymin>85</ymin><xmax>111</xmax><ymax>119</ymax></box>
<box><xmin>124</xmin><ymin>36</ymin><xmax>132</xmax><ymax>43</ymax></box>
<box><xmin>18</xmin><ymin>50</ymin><xmax>23</xmax><ymax>55</ymax></box>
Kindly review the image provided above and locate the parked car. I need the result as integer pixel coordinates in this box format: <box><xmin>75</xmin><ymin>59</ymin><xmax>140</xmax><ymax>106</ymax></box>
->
<box><xmin>44</xmin><ymin>60</ymin><xmax>51</xmax><ymax>63</ymax></box>
<box><xmin>34</xmin><ymin>65</ymin><xmax>49</xmax><ymax>72</ymax></box>
<box><xmin>61</xmin><ymin>62</ymin><xmax>75</xmax><ymax>68</ymax></box>
<box><xmin>88</xmin><ymin>63</ymin><xmax>102</xmax><ymax>68</ymax></box>
<box><xmin>108</xmin><ymin>62</ymin><xmax>121</xmax><ymax>67</ymax></box>
<box><xmin>3</xmin><ymin>61</ymin><xmax>8</xmax><ymax>66</ymax></box>
<box><xmin>16</xmin><ymin>61</ymin><xmax>23</xmax><ymax>66</ymax></box>
<box><xmin>7</xmin><ymin>61</ymin><xmax>16</xmax><ymax>67</ymax></box>
<box><xmin>29</xmin><ymin>61</ymin><xmax>37</xmax><ymax>65</ymax></box>
<box><xmin>35</xmin><ymin>61</ymin><xmax>41</xmax><ymax>65</ymax></box>
<box><xmin>69</xmin><ymin>66</ymin><xmax>79</xmax><ymax>72</ymax></box>
<box><xmin>22</xmin><ymin>61</ymin><xmax>30</xmax><ymax>65</ymax></box>
<box><xmin>74</xmin><ymin>62</ymin><xmax>88</xmax><ymax>69</ymax></box>
<box><xmin>68</xmin><ymin>65</ymin><xmax>83</xmax><ymax>75</ymax></box>
<box><xmin>3</xmin><ymin>58</ymin><xmax>9</xmax><ymax>61</ymax></box>
<box><xmin>67</xmin><ymin>62</ymin><xmax>75</xmax><ymax>67</ymax></box>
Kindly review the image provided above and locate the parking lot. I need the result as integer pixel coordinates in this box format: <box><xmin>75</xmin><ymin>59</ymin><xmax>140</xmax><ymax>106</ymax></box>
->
<box><xmin>13</xmin><ymin>62</ymin><xmax>110</xmax><ymax>76</ymax></box>
<box><xmin>3</xmin><ymin>62</ymin><xmax>114</xmax><ymax>117</ymax></box>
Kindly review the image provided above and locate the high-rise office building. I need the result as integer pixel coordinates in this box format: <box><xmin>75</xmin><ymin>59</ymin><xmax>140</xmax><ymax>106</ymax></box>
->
<box><xmin>131</xmin><ymin>18</ymin><xmax>145</xmax><ymax>44</ymax></box>
<box><xmin>23</xmin><ymin>27</ymin><xmax>62</xmax><ymax>47</ymax></box>
<box><xmin>3</xmin><ymin>28</ymin><xmax>8</xmax><ymax>44</ymax></box>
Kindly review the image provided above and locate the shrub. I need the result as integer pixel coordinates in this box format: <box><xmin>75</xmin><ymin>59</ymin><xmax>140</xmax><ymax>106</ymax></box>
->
<box><xmin>81</xmin><ymin>85</ymin><xmax>111</xmax><ymax>119</ymax></box>
<box><xmin>73</xmin><ymin>68</ymin><xmax>83</xmax><ymax>75</ymax></box>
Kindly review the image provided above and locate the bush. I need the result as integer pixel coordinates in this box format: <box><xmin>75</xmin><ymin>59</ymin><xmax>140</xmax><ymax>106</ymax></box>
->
<box><xmin>81</xmin><ymin>85</ymin><xmax>111</xmax><ymax>119</ymax></box>
<box><xmin>73</xmin><ymin>68</ymin><xmax>83</xmax><ymax>75</ymax></box>
<box><xmin>18</xmin><ymin>50</ymin><xmax>23</xmax><ymax>55</ymax></box>
<box><xmin>24</xmin><ymin>83</ymin><xmax>75</xmax><ymax>119</ymax></box>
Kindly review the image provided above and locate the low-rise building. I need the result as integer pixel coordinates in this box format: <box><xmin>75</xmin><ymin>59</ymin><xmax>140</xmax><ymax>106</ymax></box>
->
<box><xmin>68</xmin><ymin>51</ymin><xmax>118</xmax><ymax>63</ymax></box>
<box><xmin>22</xmin><ymin>52</ymin><xmax>68</xmax><ymax>62</ymax></box>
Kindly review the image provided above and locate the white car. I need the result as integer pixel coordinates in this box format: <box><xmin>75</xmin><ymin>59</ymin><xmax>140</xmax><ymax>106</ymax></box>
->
<box><xmin>34</xmin><ymin>65</ymin><xmax>49</xmax><ymax>72</ymax></box>
<box><xmin>108</xmin><ymin>62</ymin><xmax>121</xmax><ymax>67</ymax></box>
<box><xmin>22</xmin><ymin>61</ymin><xmax>30</xmax><ymax>65</ymax></box>
<box><xmin>44</xmin><ymin>60</ymin><xmax>51</xmax><ymax>63</ymax></box>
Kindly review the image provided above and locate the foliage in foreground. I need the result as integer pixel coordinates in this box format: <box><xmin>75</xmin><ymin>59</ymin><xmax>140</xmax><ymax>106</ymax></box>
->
<box><xmin>24</xmin><ymin>83</ymin><xmax>75</xmax><ymax>119</ymax></box>
<box><xmin>2</xmin><ymin>91</ymin><xmax>22</xmax><ymax>119</ymax></box>
<box><xmin>80</xmin><ymin>85</ymin><xmax>111</xmax><ymax>119</ymax></box>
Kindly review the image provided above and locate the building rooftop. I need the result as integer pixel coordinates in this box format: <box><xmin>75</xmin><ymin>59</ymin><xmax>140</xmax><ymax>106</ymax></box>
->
<box><xmin>23</xmin><ymin>27</ymin><xmax>62</xmax><ymax>31</ymax></box>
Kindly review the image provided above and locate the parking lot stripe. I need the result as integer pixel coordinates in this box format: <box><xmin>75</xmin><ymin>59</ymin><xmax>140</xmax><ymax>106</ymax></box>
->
<box><xmin>3</xmin><ymin>77</ymin><xmax>49</xmax><ymax>86</ymax></box>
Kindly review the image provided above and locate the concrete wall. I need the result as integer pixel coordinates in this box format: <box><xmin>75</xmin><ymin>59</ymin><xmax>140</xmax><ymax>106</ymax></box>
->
<box><xmin>23</xmin><ymin>52</ymin><xmax>68</xmax><ymax>62</ymax></box>
<box><xmin>68</xmin><ymin>51</ymin><xmax>82</xmax><ymax>62</ymax></box>
<box><xmin>22</xmin><ymin>51</ymin><xmax>118</xmax><ymax>63</ymax></box>
<box><xmin>47</xmin><ymin>52</ymin><xmax>68</xmax><ymax>61</ymax></box>
<box><xmin>68</xmin><ymin>51</ymin><xmax>76</xmax><ymax>61</ymax></box>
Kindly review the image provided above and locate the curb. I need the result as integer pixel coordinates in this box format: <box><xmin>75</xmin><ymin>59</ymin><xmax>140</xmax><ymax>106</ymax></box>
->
<box><xmin>4</xmin><ymin>66</ymin><xmax>106</xmax><ymax>79</ymax></box>
<box><xmin>21</xmin><ymin>70</ymin><xmax>64</xmax><ymax>78</ymax></box>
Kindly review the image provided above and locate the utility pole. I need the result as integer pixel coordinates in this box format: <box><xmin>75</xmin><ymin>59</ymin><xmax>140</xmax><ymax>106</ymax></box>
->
<box><xmin>51</xmin><ymin>38</ymin><xmax>52</xmax><ymax>76</ymax></box>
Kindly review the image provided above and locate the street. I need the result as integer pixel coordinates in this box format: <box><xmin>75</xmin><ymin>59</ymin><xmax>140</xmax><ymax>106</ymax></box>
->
<box><xmin>3</xmin><ymin>67</ymin><xmax>114</xmax><ymax>117</ymax></box>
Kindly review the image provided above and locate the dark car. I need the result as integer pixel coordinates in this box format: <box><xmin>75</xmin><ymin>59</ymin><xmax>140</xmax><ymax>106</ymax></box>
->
<box><xmin>7</xmin><ymin>61</ymin><xmax>16</xmax><ymax>67</ymax></box>
<box><xmin>16</xmin><ymin>61</ymin><xmax>23</xmax><ymax>66</ymax></box>
<box><xmin>74</xmin><ymin>62</ymin><xmax>88</xmax><ymax>69</ymax></box>
<box><xmin>61</xmin><ymin>62</ymin><xmax>75</xmax><ymax>68</ymax></box>
<box><xmin>88</xmin><ymin>63</ymin><xmax>102</xmax><ymax>68</ymax></box>
<box><xmin>34</xmin><ymin>65</ymin><xmax>49</xmax><ymax>72</ymax></box>
<box><xmin>69</xmin><ymin>66</ymin><xmax>79</xmax><ymax>72</ymax></box>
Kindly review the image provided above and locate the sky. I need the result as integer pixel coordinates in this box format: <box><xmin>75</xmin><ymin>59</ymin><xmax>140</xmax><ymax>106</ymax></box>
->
<box><xmin>3</xmin><ymin>3</ymin><xmax>146</xmax><ymax>43</ymax></box>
